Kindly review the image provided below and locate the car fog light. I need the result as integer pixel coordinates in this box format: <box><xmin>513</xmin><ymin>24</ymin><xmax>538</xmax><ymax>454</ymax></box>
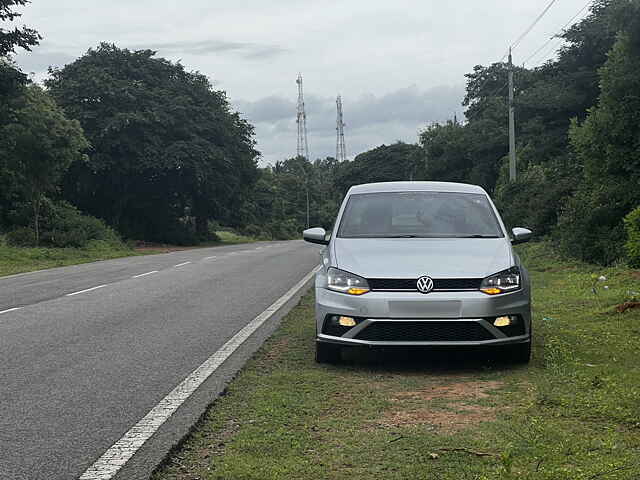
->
<box><xmin>494</xmin><ymin>316</ymin><xmax>514</xmax><ymax>327</ymax></box>
<box><xmin>338</xmin><ymin>316</ymin><xmax>357</xmax><ymax>327</ymax></box>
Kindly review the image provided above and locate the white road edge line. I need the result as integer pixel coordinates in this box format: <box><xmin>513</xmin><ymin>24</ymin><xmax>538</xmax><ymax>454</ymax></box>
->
<box><xmin>78</xmin><ymin>264</ymin><xmax>321</xmax><ymax>480</ymax></box>
<box><xmin>132</xmin><ymin>271</ymin><xmax>158</xmax><ymax>279</ymax></box>
<box><xmin>173</xmin><ymin>262</ymin><xmax>191</xmax><ymax>267</ymax></box>
<box><xmin>66</xmin><ymin>285</ymin><xmax>107</xmax><ymax>297</ymax></box>
<box><xmin>0</xmin><ymin>307</ymin><xmax>22</xmax><ymax>315</ymax></box>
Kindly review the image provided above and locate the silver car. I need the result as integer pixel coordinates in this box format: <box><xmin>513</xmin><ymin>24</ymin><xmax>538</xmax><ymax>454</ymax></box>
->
<box><xmin>303</xmin><ymin>181</ymin><xmax>533</xmax><ymax>364</ymax></box>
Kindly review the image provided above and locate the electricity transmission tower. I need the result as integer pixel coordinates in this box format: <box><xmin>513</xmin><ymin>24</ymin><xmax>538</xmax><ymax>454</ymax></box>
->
<box><xmin>296</xmin><ymin>74</ymin><xmax>309</xmax><ymax>160</ymax></box>
<box><xmin>336</xmin><ymin>95</ymin><xmax>347</xmax><ymax>162</ymax></box>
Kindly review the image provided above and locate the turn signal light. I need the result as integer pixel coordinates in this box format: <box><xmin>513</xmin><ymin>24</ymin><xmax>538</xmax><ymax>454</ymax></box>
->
<box><xmin>338</xmin><ymin>316</ymin><xmax>357</xmax><ymax>327</ymax></box>
<box><xmin>346</xmin><ymin>287</ymin><xmax>369</xmax><ymax>295</ymax></box>
<box><xmin>481</xmin><ymin>287</ymin><xmax>502</xmax><ymax>295</ymax></box>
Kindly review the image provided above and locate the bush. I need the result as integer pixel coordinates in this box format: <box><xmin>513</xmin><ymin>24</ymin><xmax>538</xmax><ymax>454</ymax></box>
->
<box><xmin>624</xmin><ymin>206</ymin><xmax>640</xmax><ymax>268</ymax></box>
<box><xmin>494</xmin><ymin>161</ymin><xmax>577</xmax><ymax>236</ymax></box>
<box><xmin>39</xmin><ymin>202</ymin><xmax>122</xmax><ymax>248</ymax></box>
<box><xmin>554</xmin><ymin>182</ymin><xmax>628</xmax><ymax>265</ymax></box>
<box><xmin>5</xmin><ymin>227</ymin><xmax>36</xmax><ymax>247</ymax></box>
<box><xmin>241</xmin><ymin>224</ymin><xmax>269</xmax><ymax>240</ymax></box>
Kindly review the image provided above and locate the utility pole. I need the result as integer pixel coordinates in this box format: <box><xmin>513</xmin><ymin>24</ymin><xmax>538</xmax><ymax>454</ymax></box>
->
<box><xmin>336</xmin><ymin>95</ymin><xmax>347</xmax><ymax>162</ymax></box>
<box><xmin>508</xmin><ymin>48</ymin><xmax>517</xmax><ymax>182</ymax></box>
<box><xmin>296</xmin><ymin>74</ymin><xmax>310</xmax><ymax>160</ymax></box>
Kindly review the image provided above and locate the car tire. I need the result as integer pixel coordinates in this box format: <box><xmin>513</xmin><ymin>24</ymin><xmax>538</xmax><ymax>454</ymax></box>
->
<box><xmin>315</xmin><ymin>342</ymin><xmax>341</xmax><ymax>364</ymax></box>
<box><xmin>506</xmin><ymin>341</ymin><xmax>531</xmax><ymax>364</ymax></box>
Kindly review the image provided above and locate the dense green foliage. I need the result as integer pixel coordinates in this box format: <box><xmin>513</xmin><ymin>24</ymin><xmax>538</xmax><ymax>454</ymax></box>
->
<box><xmin>0</xmin><ymin>0</ymin><xmax>40</xmax><ymax>56</ymax></box>
<box><xmin>46</xmin><ymin>44</ymin><xmax>259</xmax><ymax>244</ymax></box>
<box><xmin>412</xmin><ymin>0</ymin><xmax>639</xmax><ymax>265</ymax></box>
<box><xmin>624</xmin><ymin>207</ymin><xmax>640</xmax><ymax>268</ymax></box>
<box><xmin>1</xmin><ymin>85</ymin><xmax>89</xmax><ymax>243</ymax></box>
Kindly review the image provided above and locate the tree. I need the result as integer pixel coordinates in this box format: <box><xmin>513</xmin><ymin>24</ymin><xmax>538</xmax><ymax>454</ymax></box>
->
<box><xmin>334</xmin><ymin>142</ymin><xmax>424</xmax><ymax>194</ymax></box>
<box><xmin>46</xmin><ymin>44</ymin><xmax>258</xmax><ymax>243</ymax></box>
<box><xmin>0</xmin><ymin>85</ymin><xmax>88</xmax><ymax>243</ymax></box>
<box><xmin>558</xmin><ymin>8</ymin><xmax>640</xmax><ymax>264</ymax></box>
<box><xmin>0</xmin><ymin>0</ymin><xmax>40</xmax><ymax>56</ymax></box>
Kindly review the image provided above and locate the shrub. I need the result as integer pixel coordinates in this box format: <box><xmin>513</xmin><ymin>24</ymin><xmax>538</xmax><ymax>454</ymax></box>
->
<box><xmin>5</xmin><ymin>227</ymin><xmax>37</xmax><ymax>247</ymax></box>
<box><xmin>554</xmin><ymin>182</ymin><xmax>629</xmax><ymax>265</ymax></box>
<box><xmin>241</xmin><ymin>224</ymin><xmax>268</xmax><ymax>240</ymax></box>
<box><xmin>624</xmin><ymin>206</ymin><xmax>640</xmax><ymax>268</ymax></box>
<box><xmin>40</xmin><ymin>201</ymin><xmax>123</xmax><ymax>248</ymax></box>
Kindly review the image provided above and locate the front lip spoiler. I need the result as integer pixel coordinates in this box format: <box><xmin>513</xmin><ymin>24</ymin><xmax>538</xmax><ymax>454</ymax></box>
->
<box><xmin>317</xmin><ymin>333</ymin><xmax>531</xmax><ymax>347</ymax></box>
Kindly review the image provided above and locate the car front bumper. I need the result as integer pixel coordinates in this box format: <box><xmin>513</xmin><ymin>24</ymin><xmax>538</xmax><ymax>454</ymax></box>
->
<box><xmin>315</xmin><ymin>286</ymin><xmax>531</xmax><ymax>347</ymax></box>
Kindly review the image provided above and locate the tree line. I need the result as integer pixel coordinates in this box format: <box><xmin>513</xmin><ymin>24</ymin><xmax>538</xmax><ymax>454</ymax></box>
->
<box><xmin>1</xmin><ymin>0</ymin><xmax>639</xmax><ymax>267</ymax></box>
<box><xmin>295</xmin><ymin>0</ymin><xmax>640</xmax><ymax>266</ymax></box>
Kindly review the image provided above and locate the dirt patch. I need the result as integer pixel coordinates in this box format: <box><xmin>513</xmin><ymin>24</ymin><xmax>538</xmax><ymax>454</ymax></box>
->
<box><xmin>392</xmin><ymin>380</ymin><xmax>503</xmax><ymax>402</ymax></box>
<box><xmin>380</xmin><ymin>403</ymin><xmax>496</xmax><ymax>433</ymax></box>
<box><xmin>374</xmin><ymin>380</ymin><xmax>504</xmax><ymax>433</ymax></box>
<box><xmin>263</xmin><ymin>338</ymin><xmax>290</xmax><ymax>362</ymax></box>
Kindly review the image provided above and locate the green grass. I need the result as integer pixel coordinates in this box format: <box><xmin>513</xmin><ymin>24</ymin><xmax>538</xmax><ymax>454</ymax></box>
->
<box><xmin>0</xmin><ymin>241</ymin><xmax>147</xmax><ymax>277</ymax></box>
<box><xmin>153</xmin><ymin>243</ymin><xmax>640</xmax><ymax>480</ymax></box>
<box><xmin>212</xmin><ymin>230</ymin><xmax>258</xmax><ymax>245</ymax></box>
<box><xmin>0</xmin><ymin>230</ymin><xmax>258</xmax><ymax>278</ymax></box>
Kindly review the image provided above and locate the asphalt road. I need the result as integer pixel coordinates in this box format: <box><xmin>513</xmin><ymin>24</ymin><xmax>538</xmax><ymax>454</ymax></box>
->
<box><xmin>0</xmin><ymin>240</ymin><xmax>321</xmax><ymax>480</ymax></box>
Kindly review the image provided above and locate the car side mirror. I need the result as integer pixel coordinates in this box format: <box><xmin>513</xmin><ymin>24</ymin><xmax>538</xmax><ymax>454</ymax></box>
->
<box><xmin>511</xmin><ymin>227</ymin><xmax>532</xmax><ymax>245</ymax></box>
<box><xmin>303</xmin><ymin>227</ymin><xmax>329</xmax><ymax>245</ymax></box>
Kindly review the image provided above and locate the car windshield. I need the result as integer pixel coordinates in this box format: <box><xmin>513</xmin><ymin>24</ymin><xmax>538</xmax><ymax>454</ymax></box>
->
<box><xmin>337</xmin><ymin>191</ymin><xmax>504</xmax><ymax>238</ymax></box>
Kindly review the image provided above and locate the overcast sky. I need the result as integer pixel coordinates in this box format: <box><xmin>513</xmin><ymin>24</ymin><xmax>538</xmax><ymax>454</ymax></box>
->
<box><xmin>14</xmin><ymin>0</ymin><xmax>591</xmax><ymax>165</ymax></box>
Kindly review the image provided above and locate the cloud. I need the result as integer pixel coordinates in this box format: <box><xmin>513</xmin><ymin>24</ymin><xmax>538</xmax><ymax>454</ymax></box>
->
<box><xmin>14</xmin><ymin>49</ymin><xmax>76</xmax><ymax>73</ymax></box>
<box><xmin>235</xmin><ymin>83</ymin><xmax>465</xmax><ymax>165</ymax></box>
<box><xmin>138</xmin><ymin>39</ymin><xmax>287</xmax><ymax>60</ymax></box>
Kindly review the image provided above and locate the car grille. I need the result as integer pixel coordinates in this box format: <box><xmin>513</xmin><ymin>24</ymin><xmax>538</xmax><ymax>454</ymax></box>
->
<box><xmin>368</xmin><ymin>278</ymin><xmax>482</xmax><ymax>291</ymax></box>
<box><xmin>354</xmin><ymin>321</ymin><xmax>494</xmax><ymax>342</ymax></box>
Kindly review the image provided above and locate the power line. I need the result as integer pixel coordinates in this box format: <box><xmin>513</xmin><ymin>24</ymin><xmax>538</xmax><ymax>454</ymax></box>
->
<box><xmin>523</xmin><ymin>0</ymin><xmax>593</xmax><ymax>66</ymax></box>
<box><xmin>511</xmin><ymin>0</ymin><xmax>559</xmax><ymax>50</ymax></box>
<box><xmin>472</xmin><ymin>0</ymin><xmax>559</xmax><ymax>101</ymax></box>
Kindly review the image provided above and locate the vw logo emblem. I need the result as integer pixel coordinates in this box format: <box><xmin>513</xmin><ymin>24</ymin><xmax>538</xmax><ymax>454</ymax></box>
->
<box><xmin>416</xmin><ymin>276</ymin><xmax>434</xmax><ymax>294</ymax></box>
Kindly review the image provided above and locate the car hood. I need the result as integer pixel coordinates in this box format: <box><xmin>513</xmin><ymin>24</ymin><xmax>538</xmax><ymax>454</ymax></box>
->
<box><xmin>333</xmin><ymin>237</ymin><xmax>512</xmax><ymax>279</ymax></box>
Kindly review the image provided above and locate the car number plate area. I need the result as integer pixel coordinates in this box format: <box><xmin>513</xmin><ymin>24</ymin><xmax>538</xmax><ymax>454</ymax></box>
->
<box><xmin>387</xmin><ymin>300</ymin><xmax>462</xmax><ymax>318</ymax></box>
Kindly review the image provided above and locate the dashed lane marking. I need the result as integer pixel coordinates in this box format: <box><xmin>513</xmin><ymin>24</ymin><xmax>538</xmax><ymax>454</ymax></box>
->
<box><xmin>78</xmin><ymin>264</ymin><xmax>321</xmax><ymax>480</ymax></box>
<box><xmin>132</xmin><ymin>271</ymin><xmax>158</xmax><ymax>279</ymax></box>
<box><xmin>173</xmin><ymin>262</ymin><xmax>191</xmax><ymax>268</ymax></box>
<box><xmin>0</xmin><ymin>307</ymin><xmax>22</xmax><ymax>315</ymax></box>
<box><xmin>66</xmin><ymin>285</ymin><xmax>108</xmax><ymax>297</ymax></box>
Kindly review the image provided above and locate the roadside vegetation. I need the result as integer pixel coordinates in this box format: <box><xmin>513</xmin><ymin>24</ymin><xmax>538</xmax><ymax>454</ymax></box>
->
<box><xmin>0</xmin><ymin>228</ymin><xmax>257</xmax><ymax>278</ymax></box>
<box><xmin>0</xmin><ymin>237</ymin><xmax>137</xmax><ymax>277</ymax></box>
<box><xmin>153</xmin><ymin>243</ymin><xmax>640</xmax><ymax>480</ymax></box>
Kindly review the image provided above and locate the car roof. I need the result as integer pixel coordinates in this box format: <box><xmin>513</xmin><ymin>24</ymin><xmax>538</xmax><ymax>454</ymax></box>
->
<box><xmin>346</xmin><ymin>181</ymin><xmax>487</xmax><ymax>195</ymax></box>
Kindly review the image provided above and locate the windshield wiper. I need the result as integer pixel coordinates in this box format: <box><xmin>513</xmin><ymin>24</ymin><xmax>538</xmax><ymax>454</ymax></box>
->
<box><xmin>385</xmin><ymin>234</ymin><xmax>433</xmax><ymax>238</ymax></box>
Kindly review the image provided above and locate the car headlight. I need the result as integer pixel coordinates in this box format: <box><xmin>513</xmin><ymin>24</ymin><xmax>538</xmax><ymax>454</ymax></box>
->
<box><xmin>480</xmin><ymin>267</ymin><xmax>521</xmax><ymax>295</ymax></box>
<box><xmin>327</xmin><ymin>267</ymin><xmax>370</xmax><ymax>295</ymax></box>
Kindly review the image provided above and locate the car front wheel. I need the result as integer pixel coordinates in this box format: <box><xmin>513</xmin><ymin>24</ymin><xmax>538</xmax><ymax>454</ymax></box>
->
<box><xmin>315</xmin><ymin>342</ymin><xmax>341</xmax><ymax>364</ymax></box>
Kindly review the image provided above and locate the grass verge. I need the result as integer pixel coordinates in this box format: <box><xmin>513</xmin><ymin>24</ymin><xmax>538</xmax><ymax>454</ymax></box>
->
<box><xmin>0</xmin><ymin>230</ymin><xmax>258</xmax><ymax>278</ymax></box>
<box><xmin>153</xmin><ymin>243</ymin><xmax>640</xmax><ymax>480</ymax></box>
